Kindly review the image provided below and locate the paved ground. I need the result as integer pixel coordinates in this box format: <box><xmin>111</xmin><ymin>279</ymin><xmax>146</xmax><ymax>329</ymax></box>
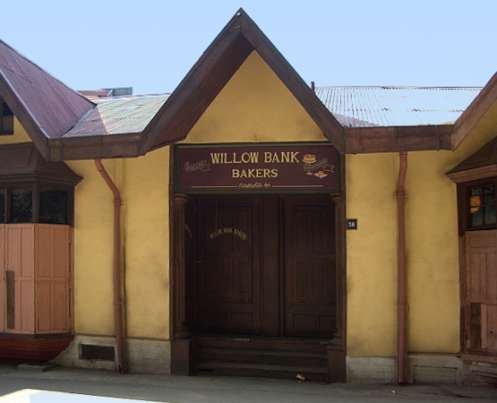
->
<box><xmin>0</xmin><ymin>365</ymin><xmax>495</xmax><ymax>402</ymax></box>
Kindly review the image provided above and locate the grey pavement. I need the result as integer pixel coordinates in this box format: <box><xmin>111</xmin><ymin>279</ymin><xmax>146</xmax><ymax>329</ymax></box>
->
<box><xmin>0</xmin><ymin>365</ymin><xmax>495</xmax><ymax>403</ymax></box>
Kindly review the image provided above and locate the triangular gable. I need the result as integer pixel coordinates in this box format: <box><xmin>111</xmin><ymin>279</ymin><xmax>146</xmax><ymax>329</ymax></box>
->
<box><xmin>451</xmin><ymin>72</ymin><xmax>497</xmax><ymax>149</ymax></box>
<box><xmin>141</xmin><ymin>8</ymin><xmax>344</xmax><ymax>153</ymax></box>
<box><xmin>0</xmin><ymin>39</ymin><xmax>94</xmax><ymax>159</ymax></box>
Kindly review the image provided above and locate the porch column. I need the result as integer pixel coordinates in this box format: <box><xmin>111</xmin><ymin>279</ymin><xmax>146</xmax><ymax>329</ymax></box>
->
<box><xmin>171</xmin><ymin>193</ymin><xmax>191</xmax><ymax>375</ymax></box>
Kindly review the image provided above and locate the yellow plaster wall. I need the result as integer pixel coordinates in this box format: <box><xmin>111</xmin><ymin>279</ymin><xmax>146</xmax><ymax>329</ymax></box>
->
<box><xmin>67</xmin><ymin>159</ymin><xmax>115</xmax><ymax>335</ymax></box>
<box><xmin>123</xmin><ymin>148</ymin><xmax>170</xmax><ymax>339</ymax></box>
<box><xmin>183</xmin><ymin>51</ymin><xmax>326</xmax><ymax>143</ymax></box>
<box><xmin>406</xmin><ymin>127</ymin><xmax>497</xmax><ymax>354</ymax></box>
<box><xmin>0</xmin><ymin>118</ymin><xmax>31</xmax><ymax>144</ymax></box>
<box><xmin>66</xmin><ymin>147</ymin><xmax>171</xmax><ymax>340</ymax></box>
<box><xmin>346</xmin><ymin>153</ymin><xmax>398</xmax><ymax>356</ymax></box>
<box><xmin>346</xmin><ymin>124</ymin><xmax>497</xmax><ymax>357</ymax></box>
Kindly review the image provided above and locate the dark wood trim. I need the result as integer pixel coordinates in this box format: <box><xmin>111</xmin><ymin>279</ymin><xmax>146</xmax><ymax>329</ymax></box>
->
<box><xmin>451</xmin><ymin>72</ymin><xmax>497</xmax><ymax>149</ymax></box>
<box><xmin>172</xmin><ymin>194</ymin><xmax>190</xmax><ymax>340</ymax></box>
<box><xmin>48</xmin><ymin>134</ymin><xmax>143</xmax><ymax>161</ymax></box>
<box><xmin>141</xmin><ymin>28</ymin><xmax>253</xmax><ymax>152</ymax></box>
<box><xmin>449</xmin><ymin>165</ymin><xmax>497</xmax><ymax>184</ymax></box>
<box><xmin>168</xmin><ymin>147</ymin><xmax>175</xmax><ymax>341</ymax></box>
<box><xmin>458</xmin><ymin>234</ymin><xmax>468</xmax><ymax>352</ymax></box>
<box><xmin>140</xmin><ymin>9</ymin><xmax>345</xmax><ymax>154</ymax></box>
<box><xmin>345</xmin><ymin>125</ymin><xmax>452</xmax><ymax>154</ymax></box>
<box><xmin>333</xmin><ymin>152</ymin><xmax>347</xmax><ymax>358</ymax></box>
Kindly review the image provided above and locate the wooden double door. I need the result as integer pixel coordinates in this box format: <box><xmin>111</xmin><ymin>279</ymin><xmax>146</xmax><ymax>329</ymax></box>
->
<box><xmin>463</xmin><ymin>230</ymin><xmax>497</xmax><ymax>355</ymax></box>
<box><xmin>185</xmin><ymin>195</ymin><xmax>337</xmax><ymax>339</ymax></box>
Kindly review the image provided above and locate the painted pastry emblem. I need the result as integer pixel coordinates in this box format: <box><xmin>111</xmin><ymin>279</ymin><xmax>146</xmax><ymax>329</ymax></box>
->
<box><xmin>302</xmin><ymin>154</ymin><xmax>335</xmax><ymax>179</ymax></box>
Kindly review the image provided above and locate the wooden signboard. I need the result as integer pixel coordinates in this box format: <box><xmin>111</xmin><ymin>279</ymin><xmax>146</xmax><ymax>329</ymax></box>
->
<box><xmin>175</xmin><ymin>144</ymin><xmax>340</xmax><ymax>194</ymax></box>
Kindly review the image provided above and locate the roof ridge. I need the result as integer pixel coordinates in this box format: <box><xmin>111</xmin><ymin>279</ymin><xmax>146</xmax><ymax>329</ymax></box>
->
<box><xmin>0</xmin><ymin>38</ymin><xmax>95</xmax><ymax>107</ymax></box>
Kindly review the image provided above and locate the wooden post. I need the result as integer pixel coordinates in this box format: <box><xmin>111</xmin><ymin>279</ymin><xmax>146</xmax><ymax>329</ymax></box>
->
<box><xmin>171</xmin><ymin>194</ymin><xmax>192</xmax><ymax>375</ymax></box>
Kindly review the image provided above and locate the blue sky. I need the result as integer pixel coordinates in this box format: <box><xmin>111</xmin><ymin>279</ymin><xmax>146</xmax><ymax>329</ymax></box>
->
<box><xmin>1</xmin><ymin>1</ymin><xmax>496</xmax><ymax>94</ymax></box>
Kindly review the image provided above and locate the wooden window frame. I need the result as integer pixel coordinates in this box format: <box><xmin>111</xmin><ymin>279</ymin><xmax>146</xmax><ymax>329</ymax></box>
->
<box><xmin>457</xmin><ymin>177</ymin><xmax>497</xmax><ymax>235</ymax></box>
<box><xmin>0</xmin><ymin>182</ymin><xmax>74</xmax><ymax>225</ymax></box>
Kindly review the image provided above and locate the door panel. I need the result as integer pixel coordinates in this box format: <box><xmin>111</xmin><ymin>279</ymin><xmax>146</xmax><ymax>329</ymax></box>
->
<box><xmin>284</xmin><ymin>196</ymin><xmax>336</xmax><ymax>337</ymax></box>
<box><xmin>191</xmin><ymin>195</ymin><xmax>337</xmax><ymax>339</ymax></box>
<box><xmin>464</xmin><ymin>230</ymin><xmax>497</xmax><ymax>353</ymax></box>
<box><xmin>35</xmin><ymin>225</ymin><xmax>71</xmax><ymax>333</ymax></box>
<box><xmin>5</xmin><ymin>225</ymin><xmax>35</xmax><ymax>333</ymax></box>
<box><xmin>195</xmin><ymin>197</ymin><xmax>261</xmax><ymax>334</ymax></box>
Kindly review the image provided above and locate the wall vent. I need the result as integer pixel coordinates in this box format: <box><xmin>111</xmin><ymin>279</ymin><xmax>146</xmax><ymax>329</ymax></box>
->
<box><xmin>79</xmin><ymin>344</ymin><xmax>115</xmax><ymax>361</ymax></box>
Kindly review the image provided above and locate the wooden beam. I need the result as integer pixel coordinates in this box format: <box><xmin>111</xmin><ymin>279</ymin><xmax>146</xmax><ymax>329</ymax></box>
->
<box><xmin>345</xmin><ymin>125</ymin><xmax>452</xmax><ymax>154</ymax></box>
<box><xmin>448</xmin><ymin>164</ymin><xmax>497</xmax><ymax>183</ymax></box>
<box><xmin>48</xmin><ymin>134</ymin><xmax>143</xmax><ymax>161</ymax></box>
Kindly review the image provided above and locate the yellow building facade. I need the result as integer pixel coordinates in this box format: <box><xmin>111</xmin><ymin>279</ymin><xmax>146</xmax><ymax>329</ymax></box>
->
<box><xmin>0</xmin><ymin>9</ymin><xmax>496</xmax><ymax>384</ymax></box>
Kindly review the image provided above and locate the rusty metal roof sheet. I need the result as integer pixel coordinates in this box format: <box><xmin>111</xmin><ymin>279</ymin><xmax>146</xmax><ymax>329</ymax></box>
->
<box><xmin>65</xmin><ymin>86</ymin><xmax>483</xmax><ymax>138</ymax></box>
<box><xmin>0</xmin><ymin>40</ymin><xmax>93</xmax><ymax>138</ymax></box>
<box><xmin>316</xmin><ymin>86</ymin><xmax>482</xmax><ymax>127</ymax></box>
<box><xmin>64</xmin><ymin>94</ymin><xmax>168</xmax><ymax>137</ymax></box>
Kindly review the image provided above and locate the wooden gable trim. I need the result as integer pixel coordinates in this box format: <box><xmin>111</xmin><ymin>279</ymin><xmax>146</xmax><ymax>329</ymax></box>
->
<box><xmin>0</xmin><ymin>72</ymin><xmax>50</xmax><ymax>159</ymax></box>
<box><xmin>237</xmin><ymin>13</ymin><xmax>344</xmax><ymax>151</ymax></box>
<box><xmin>140</xmin><ymin>8</ymin><xmax>345</xmax><ymax>154</ymax></box>
<box><xmin>451</xmin><ymin>72</ymin><xmax>497</xmax><ymax>149</ymax></box>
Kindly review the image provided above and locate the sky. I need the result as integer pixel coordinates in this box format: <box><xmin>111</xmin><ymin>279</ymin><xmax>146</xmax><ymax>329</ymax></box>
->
<box><xmin>1</xmin><ymin>0</ymin><xmax>496</xmax><ymax>95</ymax></box>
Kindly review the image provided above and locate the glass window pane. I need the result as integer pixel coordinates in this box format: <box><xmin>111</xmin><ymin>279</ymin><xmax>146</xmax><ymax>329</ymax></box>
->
<box><xmin>40</xmin><ymin>190</ymin><xmax>68</xmax><ymax>224</ymax></box>
<box><xmin>0</xmin><ymin>191</ymin><xmax>4</xmax><ymax>223</ymax></box>
<box><xmin>10</xmin><ymin>190</ymin><xmax>32</xmax><ymax>223</ymax></box>
<box><xmin>469</xmin><ymin>183</ymin><xmax>496</xmax><ymax>229</ymax></box>
<box><xmin>484</xmin><ymin>186</ymin><xmax>496</xmax><ymax>226</ymax></box>
<box><xmin>471</xmin><ymin>208</ymin><xmax>484</xmax><ymax>227</ymax></box>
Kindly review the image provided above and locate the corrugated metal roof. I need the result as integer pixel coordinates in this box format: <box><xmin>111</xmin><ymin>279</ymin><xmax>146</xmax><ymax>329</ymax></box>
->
<box><xmin>316</xmin><ymin>86</ymin><xmax>482</xmax><ymax>127</ymax></box>
<box><xmin>64</xmin><ymin>86</ymin><xmax>484</xmax><ymax>138</ymax></box>
<box><xmin>64</xmin><ymin>94</ymin><xmax>168</xmax><ymax>137</ymax></box>
<box><xmin>0</xmin><ymin>40</ymin><xmax>93</xmax><ymax>138</ymax></box>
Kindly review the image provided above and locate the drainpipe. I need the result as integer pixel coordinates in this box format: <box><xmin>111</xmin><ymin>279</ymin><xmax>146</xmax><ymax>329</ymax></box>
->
<box><xmin>95</xmin><ymin>159</ymin><xmax>126</xmax><ymax>373</ymax></box>
<box><xmin>396</xmin><ymin>152</ymin><xmax>408</xmax><ymax>384</ymax></box>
